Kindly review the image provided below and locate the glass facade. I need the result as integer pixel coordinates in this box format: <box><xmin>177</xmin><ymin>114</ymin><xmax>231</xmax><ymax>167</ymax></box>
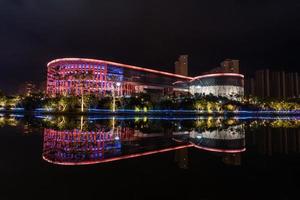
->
<box><xmin>189</xmin><ymin>124</ymin><xmax>245</xmax><ymax>152</ymax></box>
<box><xmin>189</xmin><ymin>74</ymin><xmax>244</xmax><ymax>98</ymax></box>
<box><xmin>46</xmin><ymin>58</ymin><xmax>245</xmax><ymax>99</ymax></box>
<box><xmin>42</xmin><ymin>127</ymin><xmax>132</xmax><ymax>165</ymax></box>
<box><xmin>46</xmin><ymin>58</ymin><xmax>192</xmax><ymax>96</ymax></box>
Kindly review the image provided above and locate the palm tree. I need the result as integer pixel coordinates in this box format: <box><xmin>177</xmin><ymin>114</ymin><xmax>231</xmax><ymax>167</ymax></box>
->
<box><xmin>107</xmin><ymin>75</ymin><xmax>121</xmax><ymax>112</ymax></box>
<box><xmin>72</xmin><ymin>70</ymin><xmax>94</xmax><ymax>112</ymax></box>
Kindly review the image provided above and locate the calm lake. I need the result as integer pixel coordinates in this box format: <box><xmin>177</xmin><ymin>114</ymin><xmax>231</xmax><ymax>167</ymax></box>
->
<box><xmin>0</xmin><ymin>114</ymin><xmax>300</xmax><ymax>200</ymax></box>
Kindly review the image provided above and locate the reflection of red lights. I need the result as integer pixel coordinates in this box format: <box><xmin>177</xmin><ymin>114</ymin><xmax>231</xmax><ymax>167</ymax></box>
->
<box><xmin>42</xmin><ymin>129</ymin><xmax>246</xmax><ymax>166</ymax></box>
<box><xmin>172</xmin><ymin>138</ymin><xmax>188</xmax><ymax>143</ymax></box>
<box><xmin>172</xmin><ymin>138</ymin><xmax>245</xmax><ymax>153</ymax></box>
<box><xmin>192</xmin><ymin>144</ymin><xmax>246</xmax><ymax>153</ymax></box>
<box><xmin>48</xmin><ymin>58</ymin><xmax>193</xmax><ymax>80</ymax></box>
<box><xmin>191</xmin><ymin>73</ymin><xmax>244</xmax><ymax>81</ymax></box>
<box><xmin>42</xmin><ymin>144</ymin><xmax>194</xmax><ymax>166</ymax></box>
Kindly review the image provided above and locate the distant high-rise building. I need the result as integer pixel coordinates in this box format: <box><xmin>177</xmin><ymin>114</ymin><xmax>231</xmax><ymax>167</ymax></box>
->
<box><xmin>285</xmin><ymin>72</ymin><xmax>299</xmax><ymax>97</ymax></box>
<box><xmin>255</xmin><ymin>69</ymin><xmax>270</xmax><ymax>97</ymax></box>
<box><xmin>245</xmin><ymin>69</ymin><xmax>299</xmax><ymax>98</ymax></box>
<box><xmin>244</xmin><ymin>78</ymin><xmax>255</xmax><ymax>95</ymax></box>
<box><xmin>18</xmin><ymin>82</ymin><xmax>37</xmax><ymax>96</ymax></box>
<box><xmin>207</xmin><ymin>59</ymin><xmax>240</xmax><ymax>74</ymax></box>
<box><xmin>26</xmin><ymin>82</ymin><xmax>36</xmax><ymax>96</ymax></box>
<box><xmin>175</xmin><ymin>55</ymin><xmax>188</xmax><ymax>76</ymax></box>
<box><xmin>189</xmin><ymin>58</ymin><xmax>244</xmax><ymax>99</ymax></box>
<box><xmin>220</xmin><ymin>59</ymin><xmax>240</xmax><ymax>73</ymax></box>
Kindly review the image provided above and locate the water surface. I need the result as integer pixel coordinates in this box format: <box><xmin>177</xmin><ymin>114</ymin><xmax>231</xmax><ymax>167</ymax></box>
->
<box><xmin>0</xmin><ymin>115</ymin><xmax>299</xmax><ymax>199</ymax></box>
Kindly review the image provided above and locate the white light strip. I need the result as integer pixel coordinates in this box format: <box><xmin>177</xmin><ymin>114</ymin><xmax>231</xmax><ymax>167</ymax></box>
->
<box><xmin>191</xmin><ymin>73</ymin><xmax>244</xmax><ymax>81</ymax></box>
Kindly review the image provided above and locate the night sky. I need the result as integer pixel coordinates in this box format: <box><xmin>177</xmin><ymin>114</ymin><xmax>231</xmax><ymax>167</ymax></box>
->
<box><xmin>1</xmin><ymin>0</ymin><xmax>300</xmax><ymax>93</ymax></box>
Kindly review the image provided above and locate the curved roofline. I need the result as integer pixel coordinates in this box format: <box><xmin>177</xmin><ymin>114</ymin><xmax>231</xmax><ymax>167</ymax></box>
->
<box><xmin>191</xmin><ymin>73</ymin><xmax>244</xmax><ymax>82</ymax></box>
<box><xmin>192</xmin><ymin>144</ymin><xmax>246</xmax><ymax>153</ymax></box>
<box><xmin>47</xmin><ymin>58</ymin><xmax>193</xmax><ymax>80</ymax></box>
<box><xmin>42</xmin><ymin>144</ymin><xmax>193</xmax><ymax>166</ymax></box>
<box><xmin>42</xmin><ymin>142</ymin><xmax>244</xmax><ymax>166</ymax></box>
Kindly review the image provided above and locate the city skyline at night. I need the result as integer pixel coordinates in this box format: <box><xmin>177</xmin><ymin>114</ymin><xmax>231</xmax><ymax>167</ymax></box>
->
<box><xmin>1</xmin><ymin>1</ymin><xmax>300</xmax><ymax>199</ymax></box>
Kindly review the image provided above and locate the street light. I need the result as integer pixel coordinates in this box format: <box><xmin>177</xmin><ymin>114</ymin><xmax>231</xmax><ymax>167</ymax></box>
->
<box><xmin>116</xmin><ymin>82</ymin><xmax>121</xmax><ymax>97</ymax></box>
<box><xmin>112</xmin><ymin>82</ymin><xmax>121</xmax><ymax>112</ymax></box>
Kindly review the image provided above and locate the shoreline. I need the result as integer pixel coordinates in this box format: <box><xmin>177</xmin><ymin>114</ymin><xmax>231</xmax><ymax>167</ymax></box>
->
<box><xmin>1</xmin><ymin>109</ymin><xmax>300</xmax><ymax>116</ymax></box>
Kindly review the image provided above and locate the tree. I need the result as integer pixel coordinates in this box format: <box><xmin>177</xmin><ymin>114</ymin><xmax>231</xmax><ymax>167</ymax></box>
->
<box><xmin>52</xmin><ymin>68</ymin><xmax>95</xmax><ymax>112</ymax></box>
<box><xmin>107</xmin><ymin>75</ymin><xmax>121</xmax><ymax>112</ymax></box>
<box><xmin>0</xmin><ymin>95</ymin><xmax>6</xmax><ymax>108</ymax></box>
<box><xmin>5</xmin><ymin>96</ymin><xmax>21</xmax><ymax>109</ymax></box>
<box><xmin>98</xmin><ymin>96</ymin><xmax>113</xmax><ymax>109</ymax></box>
<box><xmin>194</xmin><ymin>99</ymin><xmax>207</xmax><ymax>111</ymax></box>
<box><xmin>72</xmin><ymin>70</ymin><xmax>94</xmax><ymax>112</ymax></box>
<box><xmin>158</xmin><ymin>97</ymin><xmax>176</xmax><ymax>110</ymax></box>
<box><xmin>21</xmin><ymin>94</ymin><xmax>43</xmax><ymax>111</ymax></box>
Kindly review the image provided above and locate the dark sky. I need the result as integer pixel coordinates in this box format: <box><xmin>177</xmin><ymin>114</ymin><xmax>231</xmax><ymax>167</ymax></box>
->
<box><xmin>1</xmin><ymin>0</ymin><xmax>300</xmax><ymax>93</ymax></box>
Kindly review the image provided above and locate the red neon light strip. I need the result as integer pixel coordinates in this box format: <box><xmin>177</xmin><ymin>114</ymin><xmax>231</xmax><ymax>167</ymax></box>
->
<box><xmin>42</xmin><ymin>144</ymin><xmax>194</xmax><ymax>166</ymax></box>
<box><xmin>47</xmin><ymin>58</ymin><xmax>193</xmax><ymax>80</ymax></box>
<box><xmin>172</xmin><ymin>138</ymin><xmax>189</xmax><ymax>143</ymax></box>
<box><xmin>192</xmin><ymin>145</ymin><xmax>246</xmax><ymax>153</ymax></box>
<box><xmin>191</xmin><ymin>73</ymin><xmax>244</xmax><ymax>81</ymax></box>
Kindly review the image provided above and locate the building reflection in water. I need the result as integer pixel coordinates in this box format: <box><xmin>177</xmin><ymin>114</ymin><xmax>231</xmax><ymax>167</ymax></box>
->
<box><xmin>42</xmin><ymin>117</ymin><xmax>247</xmax><ymax>166</ymax></box>
<box><xmin>189</xmin><ymin>124</ymin><xmax>246</xmax><ymax>153</ymax></box>
<box><xmin>190</xmin><ymin>124</ymin><xmax>245</xmax><ymax>166</ymax></box>
<box><xmin>0</xmin><ymin>115</ymin><xmax>19</xmax><ymax>127</ymax></box>
<box><xmin>43</xmin><ymin>128</ymin><xmax>125</xmax><ymax>165</ymax></box>
<box><xmin>222</xmin><ymin>154</ymin><xmax>242</xmax><ymax>166</ymax></box>
<box><xmin>42</xmin><ymin>117</ymin><xmax>193</xmax><ymax>165</ymax></box>
<box><xmin>173</xmin><ymin>124</ymin><xmax>246</xmax><ymax>166</ymax></box>
<box><xmin>174</xmin><ymin>148</ymin><xmax>189</xmax><ymax>169</ymax></box>
<box><xmin>1</xmin><ymin>114</ymin><xmax>297</xmax><ymax>166</ymax></box>
<box><xmin>247</xmin><ymin>126</ymin><xmax>300</xmax><ymax>156</ymax></box>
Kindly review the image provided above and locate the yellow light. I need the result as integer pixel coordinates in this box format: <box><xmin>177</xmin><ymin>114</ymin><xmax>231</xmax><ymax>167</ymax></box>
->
<box><xmin>143</xmin><ymin>107</ymin><xmax>148</xmax><ymax>112</ymax></box>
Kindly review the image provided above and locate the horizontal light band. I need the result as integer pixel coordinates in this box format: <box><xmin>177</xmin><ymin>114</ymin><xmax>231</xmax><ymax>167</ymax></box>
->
<box><xmin>192</xmin><ymin>144</ymin><xmax>246</xmax><ymax>153</ymax></box>
<box><xmin>47</xmin><ymin>58</ymin><xmax>193</xmax><ymax>80</ymax></box>
<box><xmin>191</xmin><ymin>73</ymin><xmax>244</xmax><ymax>81</ymax></box>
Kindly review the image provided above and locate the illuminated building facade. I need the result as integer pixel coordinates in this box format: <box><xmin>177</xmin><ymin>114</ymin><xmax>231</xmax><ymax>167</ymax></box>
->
<box><xmin>189</xmin><ymin>59</ymin><xmax>244</xmax><ymax>98</ymax></box>
<box><xmin>47</xmin><ymin>58</ymin><xmax>192</xmax><ymax>97</ymax></box>
<box><xmin>189</xmin><ymin>73</ymin><xmax>244</xmax><ymax>98</ymax></box>
<box><xmin>46</xmin><ymin>57</ymin><xmax>244</xmax><ymax>99</ymax></box>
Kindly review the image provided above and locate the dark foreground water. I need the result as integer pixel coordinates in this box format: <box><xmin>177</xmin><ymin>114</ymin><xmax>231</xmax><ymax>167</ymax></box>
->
<box><xmin>0</xmin><ymin>114</ymin><xmax>300</xmax><ymax>200</ymax></box>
